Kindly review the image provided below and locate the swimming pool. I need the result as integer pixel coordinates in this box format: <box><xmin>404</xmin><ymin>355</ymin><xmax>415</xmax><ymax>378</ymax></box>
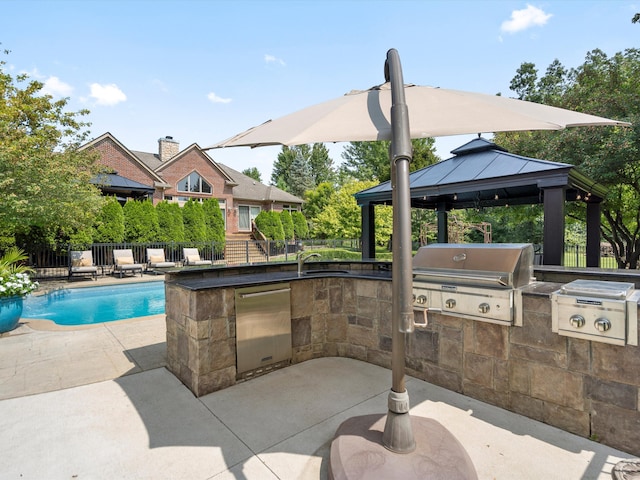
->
<box><xmin>23</xmin><ymin>282</ymin><xmax>165</xmax><ymax>326</ymax></box>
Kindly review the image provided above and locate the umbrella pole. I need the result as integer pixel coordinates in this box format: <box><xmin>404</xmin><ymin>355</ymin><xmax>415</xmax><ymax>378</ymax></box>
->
<box><xmin>381</xmin><ymin>48</ymin><xmax>416</xmax><ymax>454</ymax></box>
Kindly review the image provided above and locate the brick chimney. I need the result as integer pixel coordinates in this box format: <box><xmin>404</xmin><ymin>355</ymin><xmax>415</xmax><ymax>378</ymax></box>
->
<box><xmin>158</xmin><ymin>136</ymin><xmax>179</xmax><ymax>161</ymax></box>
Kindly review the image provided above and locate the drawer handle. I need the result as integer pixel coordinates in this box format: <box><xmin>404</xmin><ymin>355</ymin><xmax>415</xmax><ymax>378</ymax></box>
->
<box><xmin>240</xmin><ymin>288</ymin><xmax>291</xmax><ymax>299</ymax></box>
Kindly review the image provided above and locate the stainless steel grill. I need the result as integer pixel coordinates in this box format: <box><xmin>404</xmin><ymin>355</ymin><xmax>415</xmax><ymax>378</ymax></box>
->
<box><xmin>412</xmin><ymin>243</ymin><xmax>535</xmax><ymax>326</ymax></box>
<box><xmin>551</xmin><ymin>279</ymin><xmax>639</xmax><ymax>346</ymax></box>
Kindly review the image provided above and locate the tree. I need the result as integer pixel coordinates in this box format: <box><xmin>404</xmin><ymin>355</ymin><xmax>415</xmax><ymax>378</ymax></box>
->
<box><xmin>156</xmin><ymin>200</ymin><xmax>184</xmax><ymax>242</ymax></box>
<box><xmin>242</xmin><ymin>167</ymin><xmax>262</xmax><ymax>183</ymax></box>
<box><xmin>312</xmin><ymin>179</ymin><xmax>393</xmax><ymax>243</ymax></box>
<box><xmin>339</xmin><ymin>138</ymin><xmax>439</xmax><ymax>182</ymax></box>
<box><xmin>93</xmin><ymin>196</ymin><xmax>125</xmax><ymax>243</ymax></box>
<box><xmin>271</xmin><ymin>143</ymin><xmax>335</xmax><ymax>195</ymax></box>
<box><xmin>289</xmin><ymin>151</ymin><xmax>315</xmax><ymax>198</ymax></box>
<box><xmin>309</xmin><ymin>143</ymin><xmax>335</xmax><ymax>186</ymax></box>
<box><xmin>0</xmin><ymin>48</ymin><xmax>103</xmax><ymax>241</ymax></box>
<box><xmin>182</xmin><ymin>199</ymin><xmax>207</xmax><ymax>242</ymax></box>
<box><xmin>271</xmin><ymin>145</ymin><xmax>297</xmax><ymax>191</ymax></box>
<box><xmin>302</xmin><ymin>182</ymin><xmax>334</xmax><ymax>219</ymax></box>
<box><xmin>494</xmin><ymin>48</ymin><xmax>640</xmax><ymax>268</ymax></box>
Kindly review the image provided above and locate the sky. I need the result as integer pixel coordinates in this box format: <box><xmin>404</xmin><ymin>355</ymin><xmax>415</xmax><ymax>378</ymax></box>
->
<box><xmin>3</xmin><ymin>0</ymin><xmax>639</xmax><ymax>183</ymax></box>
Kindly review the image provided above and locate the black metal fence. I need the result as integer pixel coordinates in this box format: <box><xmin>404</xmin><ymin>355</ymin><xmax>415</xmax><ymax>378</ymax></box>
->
<box><xmin>21</xmin><ymin>240</ymin><xmax>623</xmax><ymax>279</ymax></box>
<box><xmin>25</xmin><ymin>238</ymin><xmax>362</xmax><ymax>279</ymax></box>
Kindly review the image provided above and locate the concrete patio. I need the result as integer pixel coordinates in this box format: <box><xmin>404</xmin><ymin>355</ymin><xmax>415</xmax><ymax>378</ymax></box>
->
<box><xmin>0</xmin><ymin>277</ymin><xmax>636</xmax><ymax>479</ymax></box>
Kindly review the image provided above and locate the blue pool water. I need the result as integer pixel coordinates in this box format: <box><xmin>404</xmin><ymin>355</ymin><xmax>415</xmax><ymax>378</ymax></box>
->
<box><xmin>23</xmin><ymin>282</ymin><xmax>165</xmax><ymax>326</ymax></box>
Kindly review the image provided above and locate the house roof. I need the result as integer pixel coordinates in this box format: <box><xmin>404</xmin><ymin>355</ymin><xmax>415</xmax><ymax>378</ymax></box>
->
<box><xmin>355</xmin><ymin>137</ymin><xmax>605</xmax><ymax>209</ymax></box>
<box><xmin>81</xmin><ymin>133</ymin><xmax>166</xmax><ymax>185</ymax></box>
<box><xmin>218</xmin><ymin>163</ymin><xmax>304</xmax><ymax>204</ymax></box>
<box><xmin>120</xmin><ymin>135</ymin><xmax>303</xmax><ymax>204</ymax></box>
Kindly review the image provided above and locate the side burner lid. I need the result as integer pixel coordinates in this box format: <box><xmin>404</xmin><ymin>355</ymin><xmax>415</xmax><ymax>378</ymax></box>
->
<box><xmin>559</xmin><ymin>279</ymin><xmax>634</xmax><ymax>300</ymax></box>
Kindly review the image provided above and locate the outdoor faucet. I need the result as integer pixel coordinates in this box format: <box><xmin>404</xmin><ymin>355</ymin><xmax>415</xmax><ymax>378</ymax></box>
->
<box><xmin>297</xmin><ymin>252</ymin><xmax>321</xmax><ymax>276</ymax></box>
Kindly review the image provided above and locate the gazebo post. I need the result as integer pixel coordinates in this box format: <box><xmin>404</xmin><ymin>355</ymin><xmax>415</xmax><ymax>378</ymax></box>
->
<box><xmin>361</xmin><ymin>203</ymin><xmax>376</xmax><ymax>260</ymax></box>
<box><xmin>586</xmin><ymin>200</ymin><xmax>602</xmax><ymax>267</ymax></box>
<box><xmin>543</xmin><ymin>186</ymin><xmax>566</xmax><ymax>265</ymax></box>
<box><xmin>437</xmin><ymin>202</ymin><xmax>449</xmax><ymax>243</ymax></box>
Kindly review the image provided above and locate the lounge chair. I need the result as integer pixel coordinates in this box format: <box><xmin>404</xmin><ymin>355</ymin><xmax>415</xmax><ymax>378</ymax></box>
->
<box><xmin>69</xmin><ymin>250</ymin><xmax>99</xmax><ymax>280</ymax></box>
<box><xmin>146</xmin><ymin>248</ymin><xmax>176</xmax><ymax>274</ymax></box>
<box><xmin>183</xmin><ymin>248</ymin><xmax>212</xmax><ymax>266</ymax></box>
<box><xmin>112</xmin><ymin>249</ymin><xmax>144</xmax><ymax>278</ymax></box>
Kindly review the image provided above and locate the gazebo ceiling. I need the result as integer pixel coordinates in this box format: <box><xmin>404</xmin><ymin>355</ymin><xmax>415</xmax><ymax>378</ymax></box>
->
<box><xmin>354</xmin><ymin>137</ymin><xmax>605</xmax><ymax>210</ymax></box>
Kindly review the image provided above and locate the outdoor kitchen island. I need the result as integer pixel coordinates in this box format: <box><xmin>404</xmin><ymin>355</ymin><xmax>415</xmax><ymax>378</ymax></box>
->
<box><xmin>164</xmin><ymin>260</ymin><xmax>640</xmax><ymax>457</ymax></box>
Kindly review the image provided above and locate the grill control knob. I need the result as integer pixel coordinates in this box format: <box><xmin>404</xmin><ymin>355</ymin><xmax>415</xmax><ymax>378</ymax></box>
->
<box><xmin>478</xmin><ymin>303</ymin><xmax>490</xmax><ymax>314</ymax></box>
<box><xmin>594</xmin><ymin>318</ymin><xmax>612</xmax><ymax>332</ymax></box>
<box><xmin>569</xmin><ymin>315</ymin><xmax>585</xmax><ymax>328</ymax></box>
<box><xmin>416</xmin><ymin>295</ymin><xmax>427</xmax><ymax>305</ymax></box>
<box><xmin>412</xmin><ymin>293</ymin><xmax>416</xmax><ymax>303</ymax></box>
<box><xmin>445</xmin><ymin>298</ymin><xmax>456</xmax><ymax>309</ymax></box>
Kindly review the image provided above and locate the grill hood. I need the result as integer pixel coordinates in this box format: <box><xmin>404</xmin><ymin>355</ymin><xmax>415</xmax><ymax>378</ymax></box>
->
<box><xmin>412</xmin><ymin>243</ymin><xmax>535</xmax><ymax>289</ymax></box>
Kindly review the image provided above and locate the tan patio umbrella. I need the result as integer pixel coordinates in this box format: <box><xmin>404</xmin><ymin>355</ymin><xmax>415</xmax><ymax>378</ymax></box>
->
<box><xmin>207</xmin><ymin>49</ymin><xmax>629</xmax><ymax>478</ymax></box>
<box><xmin>210</xmin><ymin>83</ymin><xmax>627</xmax><ymax>150</ymax></box>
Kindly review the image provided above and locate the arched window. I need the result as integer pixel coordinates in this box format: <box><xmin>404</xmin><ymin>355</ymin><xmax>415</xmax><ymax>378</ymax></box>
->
<box><xmin>177</xmin><ymin>172</ymin><xmax>212</xmax><ymax>194</ymax></box>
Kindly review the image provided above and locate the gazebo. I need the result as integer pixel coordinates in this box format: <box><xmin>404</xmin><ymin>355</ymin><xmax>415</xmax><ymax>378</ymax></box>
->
<box><xmin>354</xmin><ymin>137</ymin><xmax>606</xmax><ymax>267</ymax></box>
<box><xmin>91</xmin><ymin>172</ymin><xmax>156</xmax><ymax>203</ymax></box>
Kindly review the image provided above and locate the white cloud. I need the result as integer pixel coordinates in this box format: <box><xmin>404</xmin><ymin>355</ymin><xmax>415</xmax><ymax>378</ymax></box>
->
<box><xmin>41</xmin><ymin>76</ymin><xmax>73</xmax><ymax>97</ymax></box>
<box><xmin>89</xmin><ymin>83</ymin><xmax>127</xmax><ymax>106</ymax></box>
<box><xmin>207</xmin><ymin>91</ymin><xmax>232</xmax><ymax>104</ymax></box>
<box><xmin>264</xmin><ymin>54</ymin><xmax>286</xmax><ymax>66</ymax></box>
<box><xmin>501</xmin><ymin>4</ymin><xmax>552</xmax><ymax>34</ymax></box>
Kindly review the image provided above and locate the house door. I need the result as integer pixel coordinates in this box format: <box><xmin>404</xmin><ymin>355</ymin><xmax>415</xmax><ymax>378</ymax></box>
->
<box><xmin>238</xmin><ymin>206</ymin><xmax>261</xmax><ymax>231</ymax></box>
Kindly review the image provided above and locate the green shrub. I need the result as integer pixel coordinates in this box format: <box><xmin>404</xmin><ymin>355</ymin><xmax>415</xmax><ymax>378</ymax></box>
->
<box><xmin>291</xmin><ymin>211</ymin><xmax>309</xmax><ymax>239</ymax></box>
<box><xmin>280</xmin><ymin>211</ymin><xmax>294</xmax><ymax>240</ymax></box>
<box><xmin>156</xmin><ymin>201</ymin><xmax>185</xmax><ymax>242</ymax></box>
<box><xmin>203</xmin><ymin>198</ymin><xmax>226</xmax><ymax>253</ymax></box>
<box><xmin>123</xmin><ymin>200</ymin><xmax>158</xmax><ymax>242</ymax></box>
<box><xmin>93</xmin><ymin>196</ymin><xmax>124</xmax><ymax>243</ymax></box>
<box><xmin>255</xmin><ymin>211</ymin><xmax>284</xmax><ymax>240</ymax></box>
<box><xmin>182</xmin><ymin>199</ymin><xmax>206</xmax><ymax>242</ymax></box>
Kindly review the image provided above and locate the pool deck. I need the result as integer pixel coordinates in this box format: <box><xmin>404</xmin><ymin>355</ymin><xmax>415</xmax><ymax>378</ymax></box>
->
<box><xmin>0</xmin><ymin>275</ymin><xmax>637</xmax><ymax>479</ymax></box>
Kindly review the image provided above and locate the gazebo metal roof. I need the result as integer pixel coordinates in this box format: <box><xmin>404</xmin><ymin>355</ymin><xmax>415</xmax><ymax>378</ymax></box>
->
<box><xmin>354</xmin><ymin>137</ymin><xmax>606</xmax><ymax>209</ymax></box>
<box><xmin>91</xmin><ymin>173</ymin><xmax>155</xmax><ymax>200</ymax></box>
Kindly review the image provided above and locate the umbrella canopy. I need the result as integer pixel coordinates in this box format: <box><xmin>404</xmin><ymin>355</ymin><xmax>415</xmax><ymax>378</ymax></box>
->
<box><xmin>209</xmin><ymin>82</ymin><xmax>629</xmax><ymax>149</ymax></box>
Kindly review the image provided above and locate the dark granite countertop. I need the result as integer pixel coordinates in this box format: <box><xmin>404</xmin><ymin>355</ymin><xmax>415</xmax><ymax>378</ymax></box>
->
<box><xmin>170</xmin><ymin>268</ymin><xmax>392</xmax><ymax>291</ymax></box>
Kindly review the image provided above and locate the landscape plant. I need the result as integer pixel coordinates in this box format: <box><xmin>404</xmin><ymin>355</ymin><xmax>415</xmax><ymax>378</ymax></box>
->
<box><xmin>93</xmin><ymin>196</ymin><xmax>125</xmax><ymax>243</ymax></box>
<box><xmin>202</xmin><ymin>198</ymin><xmax>226</xmax><ymax>254</ymax></box>
<box><xmin>291</xmin><ymin>211</ymin><xmax>309</xmax><ymax>239</ymax></box>
<box><xmin>255</xmin><ymin>211</ymin><xmax>285</xmax><ymax>241</ymax></box>
<box><xmin>182</xmin><ymin>199</ymin><xmax>207</xmax><ymax>242</ymax></box>
<box><xmin>156</xmin><ymin>201</ymin><xmax>185</xmax><ymax>242</ymax></box>
<box><xmin>280</xmin><ymin>211</ymin><xmax>295</xmax><ymax>240</ymax></box>
<box><xmin>0</xmin><ymin>247</ymin><xmax>38</xmax><ymax>298</ymax></box>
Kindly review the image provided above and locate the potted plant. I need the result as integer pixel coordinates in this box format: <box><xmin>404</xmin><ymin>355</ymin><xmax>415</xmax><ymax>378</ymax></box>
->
<box><xmin>0</xmin><ymin>247</ymin><xmax>39</xmax><ymax>333</ymax></box>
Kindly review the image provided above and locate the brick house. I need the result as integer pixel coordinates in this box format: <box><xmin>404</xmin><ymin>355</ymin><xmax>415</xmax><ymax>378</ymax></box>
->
<box><xmin>81</xmin><ymin>133</ymin><xmax>303</xmax><ymax>236</ymax></box>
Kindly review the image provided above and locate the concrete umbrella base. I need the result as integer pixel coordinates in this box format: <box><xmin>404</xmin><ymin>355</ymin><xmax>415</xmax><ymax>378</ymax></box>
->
<box><xmin>329</xmin><ymin>414</ymin><xmax>477</xmax><ymax>480</ymax></box>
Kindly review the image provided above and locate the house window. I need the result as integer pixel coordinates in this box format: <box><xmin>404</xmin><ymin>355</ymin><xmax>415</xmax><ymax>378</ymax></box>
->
<box><xmin>282</xmin><ymin>204</ymin><xmax>298</xmax><ymax>213</ymax></box>
<box><xmin>177</xmin><ymin>172</ymin><xmax>212</xmax><ymax>194</ymax></box>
